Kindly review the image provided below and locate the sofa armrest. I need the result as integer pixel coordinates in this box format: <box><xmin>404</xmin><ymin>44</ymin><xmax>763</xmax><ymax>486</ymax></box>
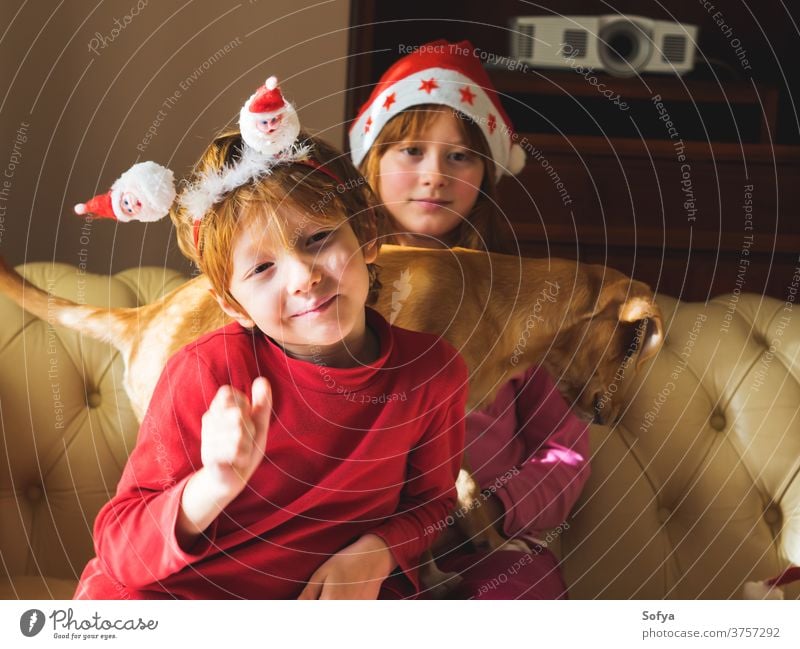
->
<box><xmin>0</xmin><ymin>263</ymin><xmax>187</xmax><ymax>597</ymax></box>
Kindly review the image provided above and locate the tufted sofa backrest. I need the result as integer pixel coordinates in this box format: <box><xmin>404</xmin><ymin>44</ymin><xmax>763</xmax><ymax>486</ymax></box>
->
<box><xmin>562</xmin><ymin>293</ymin><xmax>800</xmax><ymax>598</ymax></box>
<box><xmin>0</xmin><ymin>263</ymin><xmax>187</xmax><ymax>597</ymax></box>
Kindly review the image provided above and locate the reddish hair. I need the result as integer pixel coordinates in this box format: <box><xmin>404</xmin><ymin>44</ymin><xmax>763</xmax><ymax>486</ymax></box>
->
<box><xmin>172</xmin><ymin>130</ymin><xmax>385</xmax><ymax>312</ymax></box>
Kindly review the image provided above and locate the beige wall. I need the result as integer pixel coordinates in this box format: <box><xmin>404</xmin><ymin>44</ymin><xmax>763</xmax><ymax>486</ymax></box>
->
<box><xmin>0</xmin><ymin>0</ymin><xmax>351</xmax><ymax>274</ymax></box>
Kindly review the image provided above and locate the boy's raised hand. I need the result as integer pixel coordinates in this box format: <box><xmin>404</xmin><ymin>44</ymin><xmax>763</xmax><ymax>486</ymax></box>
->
<box><xmin>201</xmin><ymin>377</ymin><xmax>272</xmax><ymax>494</ymax></box>
<box><xmin>176</xmin><ymin>377</ymin><xmax>272</xmax><ymax>549</ymax></box>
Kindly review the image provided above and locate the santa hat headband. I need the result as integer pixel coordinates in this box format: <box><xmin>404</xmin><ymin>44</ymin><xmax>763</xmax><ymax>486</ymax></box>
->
<box><xmin>73</xmin><ymin>76</ymin><xmax>342</xmax><ymax>251</ymax></box>
<box><xmin>180</xmin><ymin>75</ymin><xmax>314</xmax><ymax>226</ymax></box>
<box><xmin>349</xmin><ymin>40</ymin><xmax>525</xmax><ymax>180</ymax></box>
<box><xmin>743</xmin><ymin>566</ymin><xmax>800</xmax><ymax>600</ymax></box>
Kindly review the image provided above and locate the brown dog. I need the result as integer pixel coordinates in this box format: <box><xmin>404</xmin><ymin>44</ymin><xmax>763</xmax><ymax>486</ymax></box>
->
<box><xmin>0</xmin><ymin>246</ymin><xmax>663</xmax><ymax>592</ymax></box>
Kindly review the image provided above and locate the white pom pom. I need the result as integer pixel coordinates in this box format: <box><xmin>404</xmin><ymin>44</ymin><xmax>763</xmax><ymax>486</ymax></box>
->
<box><xmin>111</xmin><ymin>161</ymin><xmax>176</xmax><ymax>222</ymax></box>
<box><xmin>742</xmin><ymin>581</ymin><xmax>784</xmax><ymax>600</ymax></box>
<box><xmin>265</xmin><ymin>76</ymin><xmax>278</xmax><ymax>90</ymax></box>
<box><xmin>74</xmin><ymin>203</ymin><xmax>86</xmax><ymax>215</ymax></box>
<box><xmin>507</xmin><ymin>143</ymin><xmax>526</xmax><ymax>175</ymax></box>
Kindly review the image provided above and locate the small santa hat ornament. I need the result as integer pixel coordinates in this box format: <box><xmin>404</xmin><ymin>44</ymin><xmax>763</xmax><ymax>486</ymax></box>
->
<box><xmin>350</xmin><ymin>39</ymin><xmax>526</xmax><ymax>180</ymax></box>
<box><xmin>181</xmin><ymin>74</ymin><xmax>312</xmax><ymax>237</ymax></box>
<box><xmin>743</xmin><ymin>566</ymin><xmax>800</xmax><ymax>599</ymax></box>
<box><xmin>74</xmin><ymin>161</ymin><xmax>176</xmax><ymax>223</ymax></box>
<box><xmin>74</xmin><ymin>193</ymin><xmax>115</xmax><ymax>220</ymax></box>
<box><xmin>239</xmin><ymin>76</ymin><xmax>301</xmax><ymax>156</ymax></box>
<box><xmin>250</xmin><ymin>76</ymin><xmax>286</xmax><ymax>113</ymax></box>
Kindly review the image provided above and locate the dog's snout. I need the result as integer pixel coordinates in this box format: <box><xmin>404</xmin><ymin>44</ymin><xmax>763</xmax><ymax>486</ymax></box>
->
<box><xmin>592</xmin><ymin>393</ymin><xmax>622</xmax><ymax>426</ymax></box>
<box><xmin>592</xmin><ymin>393</ymin><xmax>605</xmax><ymax>425</ymax></box>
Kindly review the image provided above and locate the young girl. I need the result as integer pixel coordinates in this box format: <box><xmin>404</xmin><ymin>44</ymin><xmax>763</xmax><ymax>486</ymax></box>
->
<box><xmin>74</xmin><ymin>77</ymin><xmax>467</xmax><ymax>600</ymax></box>
<box><xmin>351</xmin><ymin>40</ymin><xmax>591</xmax><ymax>599</ymax></box>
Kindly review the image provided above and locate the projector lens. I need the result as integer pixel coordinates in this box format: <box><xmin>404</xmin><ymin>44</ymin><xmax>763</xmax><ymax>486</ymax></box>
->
<box><xmin>607</xmin><ymin>33</ymin><xmax>637</xmax><ymax>62</ymax></box>
<box><xmin>599</xmin><ymin>20</ymin><xmax>653</xmax><ymax>77</ymax></box>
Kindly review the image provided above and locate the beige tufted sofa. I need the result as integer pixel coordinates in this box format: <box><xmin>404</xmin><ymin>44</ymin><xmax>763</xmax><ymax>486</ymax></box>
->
<box><xmin>1</xmin><ymin>263</ymin><xmax>798</xmax><ymax>599</ymax></box>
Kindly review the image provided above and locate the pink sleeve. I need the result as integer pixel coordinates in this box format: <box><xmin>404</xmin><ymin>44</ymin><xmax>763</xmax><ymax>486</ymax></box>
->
<box><xmin>369</xmin><ymin>354</ymin><xmax>467</xmax><ymax>587</ymax></box>
<box><xmin>92</xmin><ymin>351</ymin><xmax>221</xmax><ymax>588</ymax></box>
<box><xmin>494</xmin><ymin>367</ymin><xmax>591</xmax><ymax>537</ymax></box>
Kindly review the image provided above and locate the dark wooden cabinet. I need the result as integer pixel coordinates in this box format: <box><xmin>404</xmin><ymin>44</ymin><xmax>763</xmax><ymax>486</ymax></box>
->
<box><xmin>346</xmin><ymin>1</ymin><xmax>800</xmax><ymax>301</ymax></box>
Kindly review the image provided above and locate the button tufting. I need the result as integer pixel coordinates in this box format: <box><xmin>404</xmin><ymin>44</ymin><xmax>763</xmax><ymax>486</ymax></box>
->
<box><xmin>710</xmin><ymin>413</ymin><xmax>726</xmax><ymax>431</ymax></box>
<box><xmin>657</xmin><ymin>507</ymin><xmax>671</xmax><ymax>524</ymax></box>
<box><xmin>764</xmin><ymin>505</ymin><xmax>782</xmax><ymax>526</ymax></box>
<box><xmin>86</xmin><ymin>392</ymin><xmax>102</xmax><ymax>408</ymax></box>
<box><xmin>25</xmin><ymin>485</ymin><xmax>43</xmax><ymax>502</ymax></box>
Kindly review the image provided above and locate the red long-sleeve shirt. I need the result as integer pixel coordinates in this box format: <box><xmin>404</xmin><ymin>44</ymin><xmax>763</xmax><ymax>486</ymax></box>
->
<box><xmin>78</xmin><ymin>308</ymin><xmax>467</xmax><ymax>599</ymax></box>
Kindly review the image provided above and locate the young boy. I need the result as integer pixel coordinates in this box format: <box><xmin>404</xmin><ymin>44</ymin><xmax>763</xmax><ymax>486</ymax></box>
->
<box><xmin>73</xmin><ymin>78</ymin><xmax>467</xmax><ymax>600</ymax></box>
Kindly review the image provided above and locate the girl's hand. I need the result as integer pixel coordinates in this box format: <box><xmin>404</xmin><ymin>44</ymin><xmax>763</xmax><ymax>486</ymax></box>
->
<box><xmin>298</xmin><ymin>534</ymin><xmax>397</xmax><ymax>600</ymax></box>
<box><xmin>200</xmin><ymin>378</ymin><xmax>272</xmax><ymax>496</ymax></box>
<box><xmin>431</xmin><ymin>492</ymin><xmax>506</xmax><ymax>555</ymax></box>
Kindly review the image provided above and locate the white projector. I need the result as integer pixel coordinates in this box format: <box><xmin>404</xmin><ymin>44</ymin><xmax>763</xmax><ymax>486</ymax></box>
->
<box><xmin>509</xmin><ymin>15</ymin><xmax>698</xmax><ymax>77</ymax></box>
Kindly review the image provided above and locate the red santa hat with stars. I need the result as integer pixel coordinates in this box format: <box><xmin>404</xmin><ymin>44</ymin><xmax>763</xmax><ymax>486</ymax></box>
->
<box><xmin>349</xmin><ymin>39</ymin><xmax>526</xmax><ymax>180</ymax></box>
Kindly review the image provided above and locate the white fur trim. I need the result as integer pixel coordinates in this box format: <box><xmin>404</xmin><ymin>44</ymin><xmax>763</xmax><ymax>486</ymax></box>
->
<box><xmin>179</xmin><ymin>141</ymin><xmax>313</xmax><ymax>223</ymax></box>
<box><xmin>742</xmin><ymin>581</ymin><xmax>784</xmax><ymax>600</ymax></box>
<box><xmin>110</xmin><ymin>162</ymin><xmax>176</xmax><ymax>223</ymax></box>
<box><xmin>182</xmin><ymin>80</ymin><xmax>308</xmax><ymax>224</ymax></box>
<box><xmin>507</xmin><ymin>143</ymin><xmax>526</xmax><ymax>175</ymax></box>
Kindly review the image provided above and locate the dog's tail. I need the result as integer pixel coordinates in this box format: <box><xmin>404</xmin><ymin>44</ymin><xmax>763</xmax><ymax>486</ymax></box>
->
<box><xmin>0</xmin><ymin>256</ymin><xmax>135</xmax><ymax>354</ymax></box>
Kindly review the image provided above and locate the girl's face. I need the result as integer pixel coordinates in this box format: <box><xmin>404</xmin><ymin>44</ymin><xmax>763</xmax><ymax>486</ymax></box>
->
<box><xmin>377</xmin><ymin>111</ymin><xmax>485</xmax><ymax>248</ymax></box>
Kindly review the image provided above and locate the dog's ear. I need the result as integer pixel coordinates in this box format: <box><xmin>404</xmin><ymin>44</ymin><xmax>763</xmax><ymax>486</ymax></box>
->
<box><xmin>617</xmin><ymin>284</ymin><xmax>664</xmax><ymax>369</ymax></box>
<box><xmin>589</xmin><ymin>276</ymin><xmax>664</xmax><ymax>369</ymax></box>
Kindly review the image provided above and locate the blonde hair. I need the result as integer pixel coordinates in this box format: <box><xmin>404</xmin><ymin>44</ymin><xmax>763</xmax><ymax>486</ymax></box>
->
<box><xmin>359</xmin><ymin>105</ymin><xmax>512</xmax><ymax>253</ymax></box>
<box><xmin>172</xmin><ymin>130</ymin><xmax>384</xmax><ymax>312</ymax></box>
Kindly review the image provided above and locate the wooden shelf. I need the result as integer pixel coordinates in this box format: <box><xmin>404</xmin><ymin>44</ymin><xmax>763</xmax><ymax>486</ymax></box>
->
<box><xmin>487</xmin><ymin>67</ymin><xmax>778</xmax><ymax>105</ymax></box>
<box><xmin>488</xmin><ymin>67</ymin><xmax>779</xmax><ymax>145</ymax></box>
<box><xmin>510</xmin><ymin>223</ymin><xmax>800</xmax><ymax>255</ymax></box>
<box><xmin>516</xmin><ymin>132</ymin><xmax>800</xmax><ymax>162</ymax></box>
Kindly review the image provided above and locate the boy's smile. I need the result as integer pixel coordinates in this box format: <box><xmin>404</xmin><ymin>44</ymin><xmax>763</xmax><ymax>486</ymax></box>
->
<box><xmin>216</xmin><ymin>205</ymin><xmax>378</xmax><ymax>368</ymax></box>
<box><xmin>291</xmin><ymin>294</ymin><xmax>338</xmax><ymax>318</ymax></box>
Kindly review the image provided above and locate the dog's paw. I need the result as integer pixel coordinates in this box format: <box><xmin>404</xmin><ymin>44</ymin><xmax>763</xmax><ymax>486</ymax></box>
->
<box><xmin>420</xmin><ymin>563</ymin><xmax>464</xmax><ymax>599</ymax></box>
<box><xmin>424</xmin><ymin>569</ymin><xmax>463</xmax><ymax>600</ymax></box>
<box><xmin>500</xmin><ymin>538</ymin><xmax>533</xmax><ymax>553</ymax></box>
<box><xmin>467</xmin><ymin>524</ymin><xmax>510</xmax><ymax>554</ymax></box>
